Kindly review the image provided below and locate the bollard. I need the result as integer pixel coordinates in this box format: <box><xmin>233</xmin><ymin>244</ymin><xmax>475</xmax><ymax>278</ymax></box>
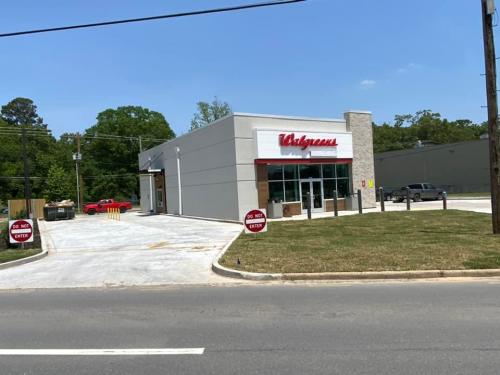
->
<box><xmin>333</xmin><ymin>190</ymin><xmax>339</xmax><ymax>217</ymax></box>
<box><xmin>406</xmin><ymin>187</ymin><xmax>411</xmax><ymax>211</ymax></box>
<box><xmin>443</xmin><ymin>191</ymin><xmax>447</xmax><ymax>210</ymax></box>
<box><xmin>357</xmin><ymin>189</ymin><xmax>363</xmax><ymax>214</ymax></box>
<box><xmin>307</xmin><ymin>192</ymin><xmax>312</xmax><ymax>220</ymax></box>
<box><xmin>107</xmin><ymin>207</ymin><xmax>121</xmax><ymax>221</ymax></box>
<box><xmin>379</xmin><ymin>187</ymin><xmax>385</xmax><ymax>212</ymax></box>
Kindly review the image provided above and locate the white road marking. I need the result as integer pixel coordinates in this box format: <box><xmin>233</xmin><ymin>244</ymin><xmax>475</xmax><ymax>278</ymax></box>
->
<box><xmin>0</xmin><ymin>348</ymin><xmax>205</xmax><ymax>356</ymax></box>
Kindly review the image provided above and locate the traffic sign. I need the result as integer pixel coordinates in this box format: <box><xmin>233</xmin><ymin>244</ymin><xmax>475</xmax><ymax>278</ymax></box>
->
<box><xmin>9</xmin><ymin>219</ymin><xmax>34</xmax><ymax>244</ymax></box>
<box><xmin>244</xmin><ymin>209</ymin><xmax>267</xmax><ymax>234</ymax></box>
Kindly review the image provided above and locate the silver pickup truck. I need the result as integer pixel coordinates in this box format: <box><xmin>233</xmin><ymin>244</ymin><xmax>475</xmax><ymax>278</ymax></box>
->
<box><xmin>392</xmin><ymin>183</ymin><xmax>445</xmax><ymax>202</ymax></box>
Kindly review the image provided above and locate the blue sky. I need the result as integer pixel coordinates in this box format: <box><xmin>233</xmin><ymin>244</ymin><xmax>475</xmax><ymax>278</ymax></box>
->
<box><xmin>0</xmin><ymin>0</ymin><xmax>487</xmax><ymax>137</ymax></box>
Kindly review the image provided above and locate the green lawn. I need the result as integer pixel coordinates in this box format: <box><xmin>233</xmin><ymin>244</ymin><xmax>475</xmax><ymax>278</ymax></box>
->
<box><xmin>221</xmin><ymin>210</ymin><xmax>500</xmax><ymax>273</ymax></box>
<box><xmin>0</xmin><ymin>249</ymin><xmax>41</xmax><ymax>264</ymax></box>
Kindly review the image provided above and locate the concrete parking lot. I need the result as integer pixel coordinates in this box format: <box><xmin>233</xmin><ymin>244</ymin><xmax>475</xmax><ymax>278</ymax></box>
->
<box><xmin>0</xmin><ymin>213</ymin><xmax>243</xmax><ymax>290</ymax></box>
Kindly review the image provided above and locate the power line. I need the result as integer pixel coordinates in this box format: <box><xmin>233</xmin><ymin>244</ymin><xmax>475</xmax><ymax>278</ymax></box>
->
<box><xmin>0</xmin><ymin>173</ymin><xmax>139</xmax><ymax>180</ymax></box>
<box><xmin>0</xmin><ymin>132</ymin><xmax>167</xmax><ymax>143</ymax></box>
<box><xmin>0</xmin><ymin>133</ymin><xmax>54</xmax><ymax>138</ymax></box>
<box><xmin>0</xmin><ymin>129</ymin><xmax>51</xmax><ymax>132</ymax></box>
<box><xmin>0</xmin><ymin>0</ymin><xmax>306</xmax><ymax>38</ymax></box>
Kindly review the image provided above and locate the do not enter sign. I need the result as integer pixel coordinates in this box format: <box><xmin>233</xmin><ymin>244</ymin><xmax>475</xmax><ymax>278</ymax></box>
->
<box><xmin>244</xmin><ymin>209</ymin><xmax>267</xmax><ymax>234</ymax></box>
<box><xmin>9</xmin><ymin>219</ymin><xmax>34</xmax><ymax>244</ymax></box>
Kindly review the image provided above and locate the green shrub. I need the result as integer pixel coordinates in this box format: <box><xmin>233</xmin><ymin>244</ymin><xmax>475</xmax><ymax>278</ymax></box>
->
<box><xmin>0</xmin><ymin>221</ymin><xmax>8</xmax><ymax>250</ymax></box>
<box><xmin>12</xmin><ymin>209</ymin><xmax>27</xmax><ymax>220</ymax></box>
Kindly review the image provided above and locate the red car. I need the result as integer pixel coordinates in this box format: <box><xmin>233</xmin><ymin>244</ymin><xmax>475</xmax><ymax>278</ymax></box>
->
<box><xmin>83</xmin><ymin>199</ymin><xmax>132</xmax><ymax>215</ymax></box>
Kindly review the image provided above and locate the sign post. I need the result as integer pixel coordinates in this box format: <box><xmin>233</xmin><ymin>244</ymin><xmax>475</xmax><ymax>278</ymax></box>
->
<box><xmin>244</xmin><ymin>209</ymin><xmax>267</xmax><ymax>235</ymax></box>
<box><xmin>9</xmin><ymin>219</ymin><xmax>34</xmax><ymax>244</ymax></box>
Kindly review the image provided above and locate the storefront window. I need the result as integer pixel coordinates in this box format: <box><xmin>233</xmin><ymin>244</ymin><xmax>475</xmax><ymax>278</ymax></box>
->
<box><xmin>266</xmin><ymin>163</ymin><xmax>350</xmax><ymax>204</ymax></box>
<box><xmin>269</xmin><ymin>181</ymin><xmax>284</xmax><ymax>202</ymax></box>
<box><xmin>284</xmin><ymin>165</ymin><xmax>299</xmax><ymax>180</ymax></box>
<box><xmin>284</xmin><ymin>180</ymin><xmax>299</xmax><ymax>202</ymax></box>
<box><xmin>337</xmin><ymin>179</ymin><xmax>350</xmax><ymax>198</ymax></box>
<box><xmin>336</xmin><ymin>164</ymin><xmax>349</xmax><ymax>178</ymax></box>
<box><xmin>322</xmin><ymin>164</ymin><xmax>336</xmax><ymax>179</ymax></box>
<box><xmin>267</xmin><ymin>165</ymin><xmax>283</xmax><ymax>181</ymax></box>
<box><xmin>299</xmin><ymin>164</ymin><xmax>321</xmax><ymax>179</ymax></box>
<box><xmin>323</xmin><ymin>179</ymin><xmax>335</xmax><ymax>199</ymax></box>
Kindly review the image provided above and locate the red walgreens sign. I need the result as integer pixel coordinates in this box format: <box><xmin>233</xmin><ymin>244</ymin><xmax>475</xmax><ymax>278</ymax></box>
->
<box><xmin>244</xmin><ymin>209</ymin><xmax>267</xmax><ymax>234</ymax></box>
<box><xmin>279</xmin><ymin>133</ymin><xmax>338</xmax><ymax>150</ymax></box>
<box><xmin>9</xmin><ymin>219</ymin><xmax>34</xmax><ymax>243</ymax></box>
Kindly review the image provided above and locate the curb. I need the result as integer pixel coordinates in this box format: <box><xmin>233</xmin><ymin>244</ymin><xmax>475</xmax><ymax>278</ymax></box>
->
<box><xmin>212</xmin><ymin>228</ymin><xmax>282</xmax><ymax>281</ymax></box>
<box><xmin>166</xmin><ymin>214</ymin><xmax>242</xmax><ymax>225</ymax></box>
<box><xmin>0</xmin><ymin>219</ymin><xmax>50</xmax><ymax>271</ymax></box>
<box><xmin>212</xmin><ymin>232</ymin><xmax>500</xmax><ymax>281</ymax></box>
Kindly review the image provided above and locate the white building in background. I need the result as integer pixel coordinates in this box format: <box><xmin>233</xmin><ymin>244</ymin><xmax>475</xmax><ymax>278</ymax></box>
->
<box><xmin>138</xmin><ymin>111</ymin><xmax>376</xmax><ymax>221</ymax></box>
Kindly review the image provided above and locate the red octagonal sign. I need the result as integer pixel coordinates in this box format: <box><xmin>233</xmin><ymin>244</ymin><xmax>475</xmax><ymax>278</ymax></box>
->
<box><xmin>9</xmin><ymin>219</ymin><xmax>34</xmax><ymax>244</ymax></box>
<box><xmin>244</xmin><ymin>209</ymin><xmax>267</xmax><ymax>234</ymax></box>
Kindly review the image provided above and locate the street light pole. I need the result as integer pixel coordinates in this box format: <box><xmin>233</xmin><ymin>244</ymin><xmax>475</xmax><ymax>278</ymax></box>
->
<box><xmin>481</xmin><ymin>0</ymin><xmax>500</xmax><ymax>234</ymax></box>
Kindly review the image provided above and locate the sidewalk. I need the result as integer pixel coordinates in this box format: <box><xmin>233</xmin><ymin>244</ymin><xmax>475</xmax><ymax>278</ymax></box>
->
<box><xmin>269</xmin><ymin>199</ymin><xmax>492</xmax><ymax>222</ymax></box>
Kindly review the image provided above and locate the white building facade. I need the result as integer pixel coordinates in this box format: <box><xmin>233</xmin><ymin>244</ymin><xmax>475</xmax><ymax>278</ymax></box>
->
<box><xmin>138</xmin><ymin>112</ymin><xmax>376</xmax><ymax>221</ymax></box>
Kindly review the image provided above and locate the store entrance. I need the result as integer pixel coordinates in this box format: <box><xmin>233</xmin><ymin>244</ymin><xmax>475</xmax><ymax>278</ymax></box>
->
<box><xmin>300</xmin><ymin>179</ymin><xmax>323</xmax><ymax>213</ymax></box>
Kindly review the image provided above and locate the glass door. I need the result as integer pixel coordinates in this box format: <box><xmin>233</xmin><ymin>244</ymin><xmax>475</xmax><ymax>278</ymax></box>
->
<box><xmin>300</xmin><ymin>179</ymin><xmax>324</xmax><ymax>212</ymax></box>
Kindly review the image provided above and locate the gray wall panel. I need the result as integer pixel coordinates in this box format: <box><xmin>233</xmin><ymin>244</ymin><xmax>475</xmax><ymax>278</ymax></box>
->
<box><xmin>375</xmin><ymin>139</ymin><xmax>490</xmax><ymax>193</ymax></box>
<box><xmin>139</xmin><ymin>116</ymin><xmax>240</xmax><ymax>219</ymax></box>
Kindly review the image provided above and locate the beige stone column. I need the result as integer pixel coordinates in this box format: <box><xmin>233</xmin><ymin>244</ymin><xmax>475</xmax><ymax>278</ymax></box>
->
<box><xmin>345</xmin><ymin>111</ymin><xmax>376</xmax><ymax>208</ymax></box>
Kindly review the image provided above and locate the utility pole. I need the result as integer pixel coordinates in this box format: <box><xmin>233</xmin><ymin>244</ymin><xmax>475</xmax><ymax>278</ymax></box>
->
<box><xmin>138</xmin><ymin>136</ymin><xmax>143</xmax><ymax>153</ymax></box>
<box><xmin>21</xmin><ymin>125</ymin><xmax>32</xmax><ymax>218</ymax></box>
<box><xmin>73</xmin><ymin>133</ymin><xmax>83</xmax><ymax>213</ymax></box>
<box><xmin>481</xmin><ymin>0</ymin><xmax>500</xmax><ymax>234</ymax></box>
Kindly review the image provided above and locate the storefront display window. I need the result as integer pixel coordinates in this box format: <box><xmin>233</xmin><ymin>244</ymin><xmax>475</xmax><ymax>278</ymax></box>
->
<box><xmin>267</xmin><ymin>163</ymin><xmax>351</xmax><ymax>203</ymax></box>
<box><xmin>269</xmin><ymin>181</ymin><xmax>284</xmax><ymax>202</ymax></box>
<box><xmin>284</xmin><ymin>165</ymin><xmax>299</xmax><ymax>180</ymax></box>
<box><xmin>267</xmin><ymin>165</ymin><xmax>283</xmax><ymax>181</ymax></box>
<box><xmin>299</xmin><ymin>165</ymin><xmax>321</xmax><ymax>179</ymax></box>
<box><xmin>322</xmin><ymin>164</ymin><xmax>336</xmax><ymax>179</ymax></box>
<box><xmin>337</xmin><ymin>164</ymin><xmax>349</xmax><ymax>178</ymax></box>
<box><xmin>323</xmin><ymin>179</ymin><xmax>336</xmax><ymax>199</ymax></box>
<box><xmin>337</xmin><ymin>178</ymin><xmax>350</xmax><ymax>198</ymax></box>
<box><xmin>284</xmin><ymin>180</ymin><xmax>299</xmax><ymax>202</ymax></box>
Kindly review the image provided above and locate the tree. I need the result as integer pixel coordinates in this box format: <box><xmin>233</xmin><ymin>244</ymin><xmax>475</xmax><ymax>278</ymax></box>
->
<box><xmin>190</xmin><ymin>97</ymin><xmax>232</xmax><ymax>131</ymax></box>
<box><xmin>0</xmin><ymin>98</ymin><xmax>59</xmax><ymax>203</ymax></box>
<box><xmin>1</xmin><ymin>97</ymin><xmax>46</xmax><ymax>128</ymax></box>
<box><xmin>43</xmin><ymin>165</ymin><xmax>74</xmax><ymax>202</ymax></box>
<box><xmin>81</xmin><ymin>106</ymin><xmax>175</xmax><ymax>201</ymax></box>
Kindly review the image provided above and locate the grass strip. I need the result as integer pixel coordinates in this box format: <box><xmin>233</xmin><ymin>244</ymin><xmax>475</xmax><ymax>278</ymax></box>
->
<box><xmin>0</xmin><ymin>249</ymin><xmax>41</xmax><ymax>264</ymax></box>
<box><xmin>221</xmin><ymin>210</ymin><xmax>500</xmax><ymax>273</ymax></box>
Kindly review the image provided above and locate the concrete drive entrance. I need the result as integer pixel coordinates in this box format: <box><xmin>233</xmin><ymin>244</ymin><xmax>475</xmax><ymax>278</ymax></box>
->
<box><xmin>0</xmin><ymin>213</ymin><xmax>243</xmax><ymax>290</ymax></box>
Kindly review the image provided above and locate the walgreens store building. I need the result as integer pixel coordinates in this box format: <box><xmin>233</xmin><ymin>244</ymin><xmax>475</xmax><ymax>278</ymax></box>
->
<box><xmin>138</xmin><ymin>111</ymin><xmax>376</xmax><ymax>221</ymax></box>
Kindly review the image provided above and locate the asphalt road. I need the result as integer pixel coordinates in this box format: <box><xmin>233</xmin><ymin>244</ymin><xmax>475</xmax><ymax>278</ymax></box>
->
<box><xmin>2</xmin><ymin>281</ymin><xmax>500</xmax><ymax>374</ymax></box>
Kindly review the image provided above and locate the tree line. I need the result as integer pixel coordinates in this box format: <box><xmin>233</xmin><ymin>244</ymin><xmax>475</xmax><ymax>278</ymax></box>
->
<box><xmin>0</xmin><ymin>98</ymin><xmax>175</xmax><ymax>205</ymax></box>
<box><xmin>373</xmin><ymin>110</ymin><xmax>487</xmax><ymax>153</ymax></box>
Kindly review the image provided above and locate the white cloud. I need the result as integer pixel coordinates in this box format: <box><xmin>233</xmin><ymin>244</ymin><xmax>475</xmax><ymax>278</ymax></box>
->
<box><xmin>397</xmin><ymin>62</ymin><xmax>422</xmax><ymax>74</ymax></box>
<box><xmin>360</xmin><ymin>79</ymin><xmax>376</xmax><ymax>88</ymax></box>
